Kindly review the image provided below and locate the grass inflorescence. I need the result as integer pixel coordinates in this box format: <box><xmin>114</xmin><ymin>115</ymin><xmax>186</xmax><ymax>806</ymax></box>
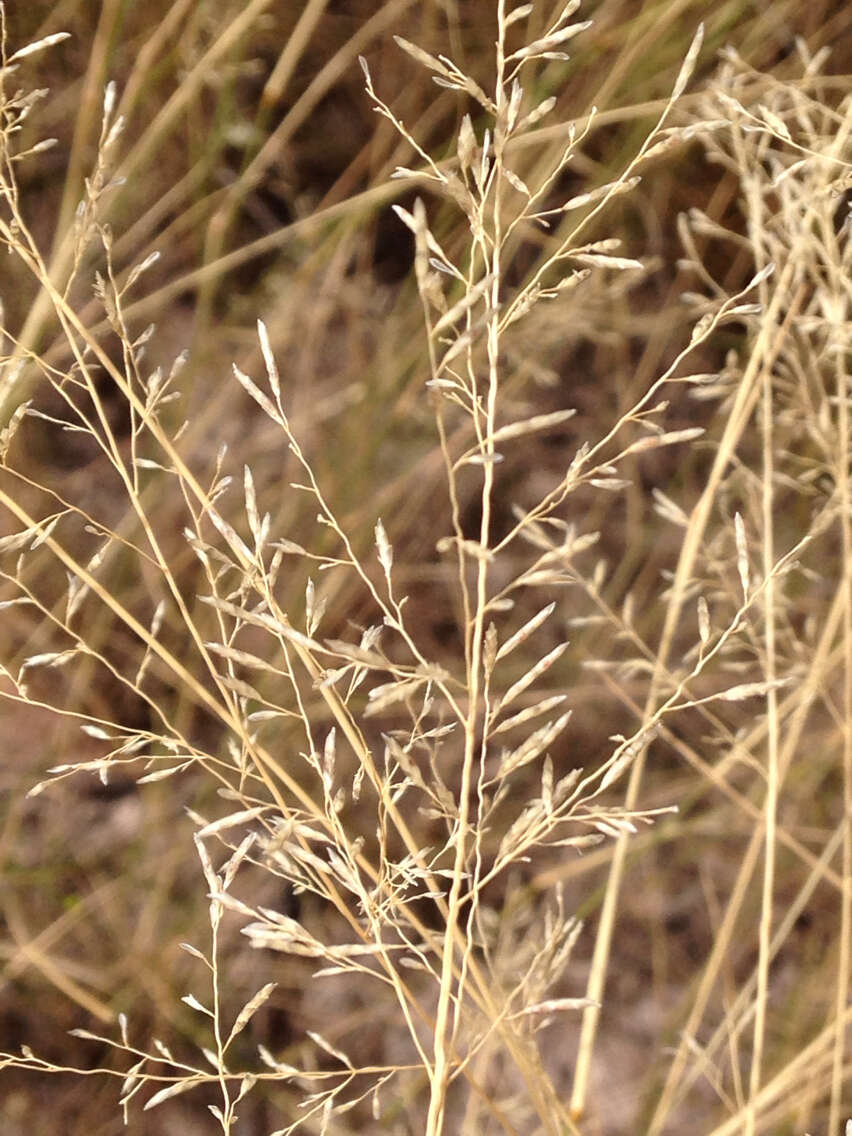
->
<box><xmin>0</xmin><ymin>1</ymin><xmax>851</xmax><ymax>1133</ymax></box>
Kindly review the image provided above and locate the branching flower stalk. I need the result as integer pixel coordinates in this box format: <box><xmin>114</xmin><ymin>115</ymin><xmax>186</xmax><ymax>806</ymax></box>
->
<box><xmin>366</xmin><ymin>4</ymin><xmax>712</xmax><ymax>1131</ymax></box>
<box><xmin>0</xmin><ymin>10</ymin><xmax>721</xmax><ymax>1131</ymax></box>
<box><xmin>425</xmin><ymin>8</ymin><xmax>510</xmax><ymax>1131</ymax></box>
<box><xmin>3</xmin><ymin>4</ymin><xmax>850</xmax><ymax>1133</ymax></box>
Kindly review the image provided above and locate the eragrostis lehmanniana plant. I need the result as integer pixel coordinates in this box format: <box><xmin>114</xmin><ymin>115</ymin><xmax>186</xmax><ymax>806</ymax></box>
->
<box><xmin>1</xmin><ymin>0</ymin><xmax>851</xmax><ymax>1133</ymax></box>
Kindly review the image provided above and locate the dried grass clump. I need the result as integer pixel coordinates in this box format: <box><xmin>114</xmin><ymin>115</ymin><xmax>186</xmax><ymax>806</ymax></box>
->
<box><xmin>0</xmin><ymin>1</ymin><xmax>851</xmax><ymax>1133</ymax></box>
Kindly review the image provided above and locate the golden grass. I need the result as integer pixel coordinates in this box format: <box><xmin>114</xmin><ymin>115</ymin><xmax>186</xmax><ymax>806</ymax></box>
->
<box><xmin>1</xmin><ymin>1</ymin><xmax>851</xmax><ymax>1132</ymax></box>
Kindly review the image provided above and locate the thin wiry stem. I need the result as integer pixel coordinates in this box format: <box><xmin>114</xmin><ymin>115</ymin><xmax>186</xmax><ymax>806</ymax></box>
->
<box><xmin>747</xmin><ymin>220</ymin><xmax>779</xmax><ymax>1136</ymax></box>
<box><xmin>426</xmin><ymin>11</ymin><xmax>509</xmax><ymax>1130</ymax></box>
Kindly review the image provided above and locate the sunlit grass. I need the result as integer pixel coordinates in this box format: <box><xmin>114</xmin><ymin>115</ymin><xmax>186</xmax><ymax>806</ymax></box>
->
<box><xmin>1</xmin><ymin>1</ymin><xmax>851</xmax><ymax>1133</ymax></box>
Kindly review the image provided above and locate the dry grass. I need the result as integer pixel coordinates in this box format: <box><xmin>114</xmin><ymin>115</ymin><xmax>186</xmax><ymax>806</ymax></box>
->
<box><xmin>0</xmin><ymin>1</ymin><xmax>851</xmax><ymax>1133</ymax></box>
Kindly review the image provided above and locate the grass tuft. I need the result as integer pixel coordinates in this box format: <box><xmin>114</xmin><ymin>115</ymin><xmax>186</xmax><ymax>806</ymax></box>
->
<box><xmin>1</xmin><ymin>1</ymin><xmax>851</xmax><ymax>1132</ymax></box>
